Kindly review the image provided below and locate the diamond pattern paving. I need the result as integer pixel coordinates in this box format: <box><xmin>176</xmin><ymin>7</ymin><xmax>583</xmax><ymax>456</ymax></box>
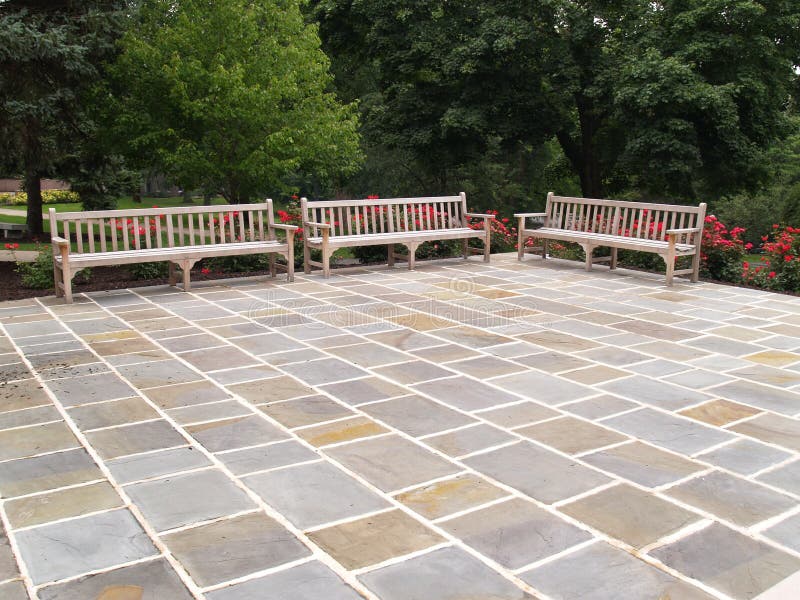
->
<box><xmin>1</xmin><ymin>253</ymin><xmax>799</xmax><ymax>599</ymax></box>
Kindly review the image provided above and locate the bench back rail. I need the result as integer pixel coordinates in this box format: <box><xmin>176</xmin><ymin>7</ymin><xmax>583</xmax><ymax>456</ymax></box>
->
<box><xmin>301</xmin><ymin>194</ymin><xmax>469</xmax><ymax>239</ymax></box>
<box><xmin>49</xmin><ymin>201</ymin><xmax>279</xmax><ymax>254</ymax></box>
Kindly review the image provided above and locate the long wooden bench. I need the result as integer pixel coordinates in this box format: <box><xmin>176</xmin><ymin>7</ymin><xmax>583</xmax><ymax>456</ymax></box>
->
<box><xmin>516</xmin><ymin>193</ymin><xmax>707</xmax><ymax>285</ymax></box>
<box><xmin>301</xmin><ymin>193</ymin><xmax>494</xmax><ymax>277</ymax></box>
<box><xmin>49</xmin><ymin>201</ymin><xmax>297</xmax><ymax>303</ymax></box>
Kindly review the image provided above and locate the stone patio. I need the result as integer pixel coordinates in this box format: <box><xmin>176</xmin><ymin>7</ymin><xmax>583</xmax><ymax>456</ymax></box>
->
<box><xmin>1</xmin><ymin>253</ymin><xmax>800</xmax><ymax>599</ymax></box>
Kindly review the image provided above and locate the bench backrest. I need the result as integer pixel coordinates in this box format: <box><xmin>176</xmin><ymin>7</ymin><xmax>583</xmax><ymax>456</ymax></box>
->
<box><xmin>49</xmin><ymin>201</ymin><xmax>278</xmax><ymax>254</ymax></box>
<box><xmin>300</xmin><ymin>193</ymin><xmax>469</xmax><ymax>238</ymax></box>
<box><xmin>545</xmin><ymin>193</ymin><xmax>706</xmax><ymax>242</ymax></box>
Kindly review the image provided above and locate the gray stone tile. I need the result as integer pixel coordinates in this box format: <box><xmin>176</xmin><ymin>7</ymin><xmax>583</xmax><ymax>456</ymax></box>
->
<box><xmin>178</xmin><ymin>346</ymin><xmax>259</xmax><ymax>372</ymax></box>
<box><xmin>685</xmin><ymin>335</ymin><xmax>763</xmax><ymax>356</ymax></box>
<box><xmin>86</xmin><ymin>419</ymin><xmax>187</xmax><ymax>460</ymax></box>
<box><xmin>577</xmin><ymin>346</ymin><xmax>651</xmax><ymax>366</ymax></box>
<box><xmin>582</xmin><ymin>441</ymin><xmax>704</xmax><ymax>487</ymax></box>
<box><xmin>320</xmin><ymin>377</ymin><xmax>408</xmax><ymax>405</ymax></box>
<box><xmin>492</xmin><ymin>372</ymin><xmax>594</xmax><ymax>405</ymax></box>
<box><xmin>699</xmin><ymin>439</ymin><xmax>792</xmax><ymax>475</ymax></box>
<box><xmin>0</xmin><ymin>580</ymin><xmax>26</xmax><ymax>600</ymax></box>
<box><xmin>663</xmin><ymin>369</ymin><xmax>734</xmax><ymax>389</ymax></box>
<box><xmin>600</xmin><ymin>375</ymin><xmax>711</xmax><ymax>410</ymax></box>
<box><xmin>186</xmin><ymin>415</ymin><xmax>288</xmax><ymax>452</ymax></box>
<box><xmin>758</xmin><ymin>460</ymin><xmax>800</xmax><ymax>495</ymax></box>
<box><xmin>158</xmin><ymin>333</ymin><xmax>223</xmax><ymax>352</ymax></box>
<box><xmin>441</xmin><ymin>498</ymin><xmax>590</xmax><ymax>569</ymax></box>
<box><xmin>359</xmin><ymin>546</ymin><xmax>533</xmax><ymax>600</ymax></box>
<box><xmin>207</xmin><ymin>560</ymin><xmax>362</xmax><ymax>600</ymax></box>
<box><xmin>651</xmin><ymin>523</ymin><xmax>800</xmax><ymax>599</ymax></box>
<box><xmin>163</xmin><ymin>512</ymin><xmax>309</xmax><ymax>587</ymax></box>
<box><xmin>373</xmin><ymin>360</ymin><xmax>455</xmax><ymax>385</ymax></box>
<box><xmin>142</xmin><ymin>380</ymin><xmax>232</xmax><ymax>409</ymax></box>
<box><xmin>325</xmin><ymin>435</ymin><xmax>460</xmax><ymax>493</ymax></box>
<box><xmin>326</xmin><ymin>342</ymin><xmax>411</xmax><ymax>368</ymax></box>
<box><xmin>67</xmin><ymin>396</ymin><xmax>159</xmax><ymax>431</ymax></box>
<box><xmin>0</xmin><ymin>421</ymin><xmax>78</xmax><ymax>461</ymax></box>
<box><xmin>228</xmin><ymin>376</ymin><xmax>314</xmax><ymax>404</ymax></box>
<box><xmin>520</xmin><ymin>541</ymin><xmax>714</xmax><ymax>600</ymax></box>
<box><xmin>0</xmin><ymin>448</ymin><xmax>102</xmax><ymax>498</ymax></box>
<box><xmin>464</xmin><ymin>442</ymin><xmax>610</xmax><ymax>504</ymax></box>
<box><xmin>764</xmin><ymin>513</ymin><xmax>800</xmax><ymax>553</ymax></box>
<box><xmin>602</xmin><ymin>408</ymin><xmax>734</xmax><ymax>455</ymax></box>
<box><xmin>516</xmin><ymin>416</ymin><xmax>628</xmax><ymax>454</ymax></box>
<box><xmin>560</xmin><ymin>484</ymin><xmax>700</xmax><ymax>548</ymax></box>
<box><xmin>0</xmin><ymin>405</ymin><xmax>60</xmax><ymax>430</ymax></box>
<box><xmin>424</xmin><ymin>423</ymin><xmax>515</xmax><ymax>457</ymax></box>
<box><xmin>0</xmin><ymin>362</ymin><xmax>32</xmax><ymax>382</ymax></box>
<box><xmin>117</xmin><ymin>359</ymin><xmax>203</xmax><ymax>389</ymax></box>
<box><xmin>126</xmin><ymin>469</ymin><xmax>255</xmax><ymax>531</ymax></box>
<box><xmin>108</xmin><ymin>446</ymin><xmax>211</xmax><ymax>485</ymax></box>
<box><xmin>4</xmin><ymin>320</ymin><xmax>66</xmax><ymax>339</ymax></box>
<box><xmin>361</xmin><ymin>395</ymin><xmax>476</xmax><ymax>437</ymax></box>
<box><xmin>413</xmin><ymin>377</ymin><xmax>521</xmax><ymax>411</ymax></box>
<box><xmin>37</xmin><ymin>558</ymin><xmax>193</xmax><ymax>600</ymax></box>
<box><xmin>667</xmin><ymin>471</ymin><xmax>796</xmax><ymax>527</ymax></box>
<box><xmin>46</xmin><ymin>372</ymin><xmax>137</xmax><ymax>407</ymax></box>
<box><xmin>712</xmin><ymin>379</ymin><xmax>800</xmax><ymax>415</ymax></box>
<box><xmin>229</xmin><ymin>332</ymin><xmax>305</xmax><ymax>355</ymax></box>
<box><xmin>167</xmin><ymin>399</ymin><xmax>254</xmax><ymax>425</ymax></box>
<box><xmin>0</xmin><ymin>527</ymin><xmax>18</xmax><ymax>582</ymax></box>
<box><xmin>731</xmin><ymin>413</ymin><xmax>800</xmax><ymax>452</ymax></box>
<box><xmin>15</xmin><ymin>509</ymin><xmax>157</xmax><ymax>585</ymax></box>
<box><xmin>5</xmin><ymin>480</ymin><xmax>122</xmax><ymax>529</ymax></box>
<box><xmin>561</xmin><ymin>394</ymin><xmax>638</xmax><ymax>419</ymax></box>
<box><xmin>243</xmin><ymin>461</ymin><xmax>389</xmax><ymax>529</ymax></box>
<box><xmin>206</xmin><ymin>364</ymin><xmax>282</xmax><ymax>385</ymax></box>
<box><xmin>216</xmin><ymin>440</ymin><xmax>319</xmax><ymax>475</ymax></box>
<box><xmin>259</xmin><ymin>395</ymin><xmax>354</xmax><ymax>428</ymax></box>
<box><xmin>478</xmin><ymin>401</ymin><xmax>560</xmax><ymax>427</ymax></box>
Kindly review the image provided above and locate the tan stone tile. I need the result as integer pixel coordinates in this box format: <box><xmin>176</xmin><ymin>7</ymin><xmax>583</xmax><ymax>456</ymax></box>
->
<box><xmin>709</xmin><ymin>326</ymin><xmax>770</xmax><ymax>342</ymax></box>
<box><xmin>446</xmin><ymin>356</ymin><xmax>526</xmax><ymax>378</ymax></box>
<box><xmin>679</xmin><ymin>400</ymin><xmax>761</xmax><ymax>427</ymax></box>
<box><xmin>395</xmin><ymin>474</ymin><xmax>508</xmax><ymax>520</ymax></box>
<box><xmin>259</xmin><ymin>396</ymin><xmax>354</xmax><ymax>428</ymax></box>
<box><xmin>387</xmin><ymin>313</ymin><xmax>455</xmax><ymax>331</ymax></box>
<box><xmin>561</xmin><ymin>365</ymin><xmax>628</xmax><ymax>385</ymax></box>
<box><xmin>519</xmin><ymin>331</ymin><xmax>600</xmax><ymax>352</ymax></box>
<box><xmin>473</xmin><ymin>289</ymin><xmax>520</xmax><ymax>299</ymax></box>
<box><xmin>68</xmin><ymin>397</ymin><xmax>159</xmax><ymax>430</ymax></box>
<box><xmin>762</xmin><ymin>323</ymin><xmax>800</xmax><ymax>337</ymax></box>
<box><xmin>560</xmin><ymin>484</ymin><xmax>700</xmax><ymax>548</ymax></box>
<box><xmin>5</xmin><ymin>481</ymin><xmax>122</xmax><ymax>529</ymax></box>
<box><xmin>645</xmin><ymin>292</ymin><xmax>694</xmax><ymax>303</ymax></box>
<box><xmin>90</xmin><ymin>336</ymin><xmax>159</xmax><ymax>357</ymax></box>
<box><xmin>744</xmin><ymin>350</ymin><xmax>800</xmax><ymax>368</ymax></box>
<box><xmin>0</xmin><ymin>379</ymin><xmax>52</xmax><ymax>413</ymax></box>
<box><xmin>307</xmin><ymin>509</ymin><xmax>443</xmax><ymax>570</ymax></box>
<box><xmin>730</xmin><ymin>414</ymin><xmax>800</xmax><ymax>452</ymax></box>
<box><xmin>516</xmin><ymin>417</ymin><xmax>628</xmax><ymax>455</ymax></box>
<box><xmin>296</xmin><ymin>417</ymin><xmax>388</xmax><ymax>447</ymax></box>
<box><xmin>229</xmin><ymin>376</ymin><xmax>313</xmax><ymax>404</ymax></box>
<box><xmin>81</xmin><ymin>330</ymin><xmax>140</xmax><ymax>343</ymax></box>
<box><xmin>414</xmin><ymin>345</ymin><xmax>481</xmax><ymax>362</ymax></box>
<box><xmin>0</xmin><ymin>422</ymin><xmax>77</xmax><ymax>461</ymax></box>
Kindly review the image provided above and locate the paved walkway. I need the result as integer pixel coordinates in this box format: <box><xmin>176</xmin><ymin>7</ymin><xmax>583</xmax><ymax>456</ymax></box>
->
<box><xmin>1</xmin><ymin>254</ymin><xmax>799</xmax><ymax>600</ymax></box>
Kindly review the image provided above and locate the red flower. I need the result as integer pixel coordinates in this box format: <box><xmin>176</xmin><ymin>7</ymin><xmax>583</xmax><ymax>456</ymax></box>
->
<box><xmin>768</xmin><ymin>271</ymin><xmax>776</xmax><ymax>278</ymax></box>
<box><xmin>201</xmin><ymin>267</ymin><xmax>210</xmax><ymax>275</ymax></box>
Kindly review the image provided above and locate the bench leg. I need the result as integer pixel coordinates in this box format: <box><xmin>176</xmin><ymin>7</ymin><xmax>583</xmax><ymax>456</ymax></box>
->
<box><xmin>269</xmin><ymin>254</ymin><xmax>276</xmax><ymax>278</ymax></box>
<box><xmin>182</xmin><ymin>260</ymin><xmax>192</xmax><ymax>291</ymax></box>
<box><xmin>462</xmin><ymin>239</ymin><xmax>469</xmax><ymax>260</ymax></box>
<box><xmin>168</xmin><ymin>262</ymin><xmax>177</xmax><ymax>285</ymax></box>
<box><xmin>541</xmin><ymin>239</ymin><xmax>548</xmax><ymax>260</ymax></box>
<box><xmin>690</xmin><ymin>251</ymin><xmax>701</xmax><ymax>283</ymax></box>
<box><xmin>406</xmin><ymin>243</ymin><xmax>420</xmax><ymax>270</ymax></box>
<box><xmin>484</xmin><ymin>229</ymin><xmax>491</xmax><ymax>263</ymax></box>
<box><xmin>53</xmin><ymin>261</ymin><xmax>63</xmax><ymax>298</ymax></box>
<box><xmin>322</xmin><ymin>250</ymin><xmax>331</xmax><ymax>278</ymax></box>
<box><xmin>665</xmin><ymin>235</ymin><xmax>677</xmax><ymax>286</ymax></box>
<box><xmin>387</xmin><ymin>245</ymin><xmax>395</xmax><ymax>268</ymax></box>
<box><xmin>303</xmin><ymin>243</ymin><xmax>311</xmax><ymax>274</ymax></box>
<box><xmin>62</xmin><ymin>265</ymin><xmax>73</xmax><ymax>304</ymax></box>
<box><xmin>610</xmin><ymin>248</ymin><xmax>618</xmax><ymax>270</ymax></box>
<box><xmin>582</xmin><ymin>244</ymin><xmax>594</xmax><ymax>271</ymax></box>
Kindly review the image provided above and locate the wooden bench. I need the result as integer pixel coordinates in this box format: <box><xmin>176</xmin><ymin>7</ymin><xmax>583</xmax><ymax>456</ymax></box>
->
<box><xmin>0</xmin><ymin>222</ymin><xmax>26</xmax><ymax>239</ymax></box>
<box><xmin>300</xmin><ymin>193</ymin><xmax>494</xmax><ymax>277</ymax></box>
<box><xmin>516</xmin><ymin>193</ymin><xmax>707</xmax><ymax>285</ymax></box>
<box><xmin>49</xmin><ymin>201</ymin><xmax>297</xmax><ymax>303</ymax></box>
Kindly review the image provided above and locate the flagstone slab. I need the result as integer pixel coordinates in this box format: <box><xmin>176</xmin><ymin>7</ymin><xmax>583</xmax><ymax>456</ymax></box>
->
<box><xmin>492</xmin><ymin>372</ymin><xmax>594</xmax><ymax>405</ymax></box>
<box><xmin>86</xmin><ymin>419</ymin><xmax>187</xmax><ymax>460</ymax></box>
<box><xmin>581</xmin><ymin>441</ymin><xmax>704</xmax><ymax>487</ymax></box>
<box><xmin>666</xmin><ymin>471</ymin><xmax>795</xmax><ymax>527</ymax></box>
<box><xmin>764</xmin><ymin>513</ymin><xmax>800</xmax><ymax>553</ymax></box>
<box><xmin>116</xmin><ymin>359</ymin><xmax>203</xmax><ymax>389</ymax></box>
<box><xmin>600</xmin><ymin>376</ymin><xmax>710</xmax><ymax>411</ymax></box>
<box><xmin>15</xmin><ymin>509</ymin><xmax>157</xmax><ymax>585</ymax></box>
<box><xmin>0</xmin><ymin>580</ymin><xmax>26</xmax><ymax>600</ymax></box>
<box><xmin>730</xmin><ymin>413</ymin><xmax>800</xmax><ymax>452</ymax></box>
<box><xmin>108</xmin><ymin>446</ymin><xmax>211</xmax><ymax>484</ymax></box>
<box><xmin>320</xmin><ymin>377</ymin><xmax>408</xmax><ymax>406</ymax></box>
<box><xmin>163</xmin><ymin>512</ymin><xmax>309</xmax><ymax>587</ymax></box>
<box><xmin>309</xmin><ymin>509</ymin><xmax>443</xmax><ymax>570</ymax></box>
<box><xmin>259</xmin><ymin>395</ymin><xmax>354</xmax><ymax>428</ymax></box>
<box><xmin>244</xmin><ymin>461</ymin><xmax>389</xmax><ymax>529</ymax></box>
<box><xmin>520</xmin><ymin>541</ymin><xmax>714</xmax><ymax>600</ymax></box>
<box><xmin>168</xmin><ymin>399</ymin><xmax>254</xmax><ymax>425</ymax></box>
<box><xmin>441</xmin><ymin>497</ymin><xmax>590</xmax><ymax>569</ymax></box>
<box><xmin>679</xmin><ymin>399</ymin><xmax>761</xmax><ymax>427</ymax></box>
<box><xmin>699</xmin><ymin>439</ymin><xmax>792</xmax><ymax>475</ymax></box>
<box><xmin>478</xmin><ymin>401</ymin><xmax>560</xmax><ymax>428</ymax></box>
<box><xmin>296</xmin><ymin>416</ymin><xmax>388</xmax><ymax>447</ymax></box>
<box><xmin>0</xmin><ymin>421</ymin><xmax>78</xmax><ymax>461</ymax></box>
<box><xmin>367</xmin><ymin>329</ymin><xmax>445</xmax><ymax>350</ymax></box>
<box><xmin>0</xmin><ymin>527</ymin><xmax>19</xmax><ymax>582</ymax></box>
<box><xmin>361</xmin><ymin>395</ymin><xmax>475</xmax><ymax>437</ymax></box>
<box><xmin>516</xmin><ymin>416</ymin><xmax>628</xmax><ymax>455</ymax></box>
<box><xmin>562</xmin><ymin>394</ymin><xmax>638</xmax><ymax>419</ymax></box>
<box><xmin>126</xmin><ymin>469</ymin><xmax>255</xmax><ymax>531</ymax></box>
<box><xmin>0</xmin><ymin>404</ymin><xmax>60</xmax><ymax>430</ymax></box>
<box><xmin>359</xmin><ymin>546</ymin><xmax>534</xmax><ymax>600</ymax></box>
<box><xmin>373</xmin><ymin>360</ymin><xmax>455</xmax><ymax>385</ymax></box>
<box><xmin>602</xmin><ymin>408</ymin><xmax>734</xmax><ymax>455</ymax></box>
<box><xmin>414</xmin><ymin>344</ymin><xmax>482</xmax><ymax>362</ymax></box>
<box><xmin>67</xmin><ymin>396</ymin><xmax>159</xmax><ymax>431</ymax></box>
<box><xmin>282</xmin><ymin>357</ymin><xmax>370</xmax><ymax>386</ymax></box>
<box><xmin>395</xmin><ymin>473</ymin><xmax>508</xmax><ymax>520</ymax></box>
<box><xmin>216</xmin><ymin>440</ymin><xmax>319</xmax><ymax>475</ymax></box>
<box><xmin>325</xmin><ymin>435</ymin><xmax>460</xmax><ymax>493</ymax></box>
<box><xmin>413</xmin><ymin>377</ymin><xmax>521</xmax><ymax>411</ymax></box>
<box><xmin>0</xmin><ymin>448</ymin><xmax>102</xmax><ymax>498</ymax></box>
<box><xmin>5</xmin><ymin>480</ymin><xmax>122</xmax><ymax>529</ymax></box>
<box><xmin>325</xmin><ymin>342</ymin><xmax>411</xmax><ymax>368</ymax></box>
<box><xmin>560</xmin><ymin>484</ymin><xmax>700</xmax><ymax>549</ymax></box>
<box><xmin>464</xmin><ymin>442</ymin><xmax>610</xmax><ymax>504</ymax></box>
<box><xmin>424</xmin><ymin>423</ymin><xmax>515</xmax><ymax>457</ymax></box>
<box><xmin>46</xmin><ymin>372</ymin><xmax>137</xmax><ymax>407</ymax></box>
<box><xmin>711</xmin><ymin>380</ymin><xmax>800</xmax><ymax>415</ymax></box>
<box><xmin>206</xmin><ymin>560</ymin><xmax>362</xmax><ymax>600</ymax></box>
<box><xmin>757</xmin><ymin>460</ymin><xmax>800</xmax><ymax>495</ymax></box>
<box><xmin>186</xmin><ymin>415</ymin><xmax>288</xmax><ymax>452</ymax></box>
<box><xmin>651</xmin><ymin>523</ymin><xmax>800</xmax><ymax>599</ymax></box>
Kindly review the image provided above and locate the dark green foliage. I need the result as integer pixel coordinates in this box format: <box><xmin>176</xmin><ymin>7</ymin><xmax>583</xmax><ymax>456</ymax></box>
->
<box><xmin>128</xmin><ymin>261</ymin><xmax>169</xmax><ymax>280</ymax></box>
<box><xmin>15</xmin><ymin>247</ymin><xmax>53</xmax><ymax>289</ymax></box>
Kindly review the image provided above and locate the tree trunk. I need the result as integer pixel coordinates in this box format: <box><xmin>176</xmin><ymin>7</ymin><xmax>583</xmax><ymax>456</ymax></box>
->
<box><xmin>555</xmin><ymin>95</ymin><xmax>604</xmax><ymax>199</ymax></box>
<box><xmin>203</xmin><ymin>191</ymin><xmax>212</xmax><ymax>206</ymax></box>
<box><xmin>25</xmin><ymin>171</ymin><xmax>44</xmax><ymax>236</ymax></box>
<box><xmin>182</xmin><ymin>189</ymin><xmax>193</xmax><ymax>204</ymax></box>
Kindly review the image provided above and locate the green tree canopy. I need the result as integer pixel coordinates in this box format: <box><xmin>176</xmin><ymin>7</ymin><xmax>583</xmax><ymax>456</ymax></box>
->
<box><xmin>111</xmin><ymin>0</ymin><xmax>362</xmax><ymax>203</ymax></box>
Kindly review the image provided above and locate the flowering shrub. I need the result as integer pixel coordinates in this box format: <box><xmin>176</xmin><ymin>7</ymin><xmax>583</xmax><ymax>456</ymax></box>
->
<box><xmin>743</xmin><ymin>225</ymin><xmax>800</xmax><ymax>292</ymax></box>
<box><xmin>0</xmin><ymin>190</ymin><xmax>79</xmax><ymax>206</ymax></box>
<box><xmin>700</xmin><ymin>215</ymin><xmax>752</xmax><ymax>282</ymax></box>
<box><xmin>6</xmin><ymin>243</ymin><xmax>55</xmax><ymax>289</ymax></box>
<box><xmin>469</xmin><ymin>210</ymin><xmax>517</xmax><ymax>253</ymax></box>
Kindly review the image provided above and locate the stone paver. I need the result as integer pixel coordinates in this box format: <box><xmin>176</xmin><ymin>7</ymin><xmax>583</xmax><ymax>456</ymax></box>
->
<box><xmin>2</xmin><ymin>254</ymin><xmax>800</xmax><ymax>599</ymax></box>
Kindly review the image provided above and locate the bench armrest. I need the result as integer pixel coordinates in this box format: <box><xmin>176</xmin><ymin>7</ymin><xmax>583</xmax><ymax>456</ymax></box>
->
<box><xmin>666</xmin><ymin>227</ymin><xmax>701</xmax><ymax>235</ymax></box>
<box><xmin>514</xmin><ymin>212</ymin><xmax>547</xmax><ymax>218</ymax></box>
<box><xmin>466</xmin><ymin>213</ymin><xmax>496</xmax><ymax>220</ymax></box>
<box><xmin>271</xmin><ymin>224</ymin><xmax>298</xmax><ymax>232</ymax></box>
<box><xmin>304</xmin><ymin>221</ymin><xmax>331</xmax><ymax>230</ymax></box>
<box><xmin>51</xmin><ymin>236</ymin><xmax>70</xmax><ymax>249</ymax></box>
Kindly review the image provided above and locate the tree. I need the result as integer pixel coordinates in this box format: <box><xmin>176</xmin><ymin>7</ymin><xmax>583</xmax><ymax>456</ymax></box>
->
<box><xmin>110</xmin><ymin>0</ymin><xmax>361</xmax><ymax>203</ymax></box>
<box><xmin>0</xmin><ymin>0</ymin><xmax>127</xmax><ymax>234</ymax></box>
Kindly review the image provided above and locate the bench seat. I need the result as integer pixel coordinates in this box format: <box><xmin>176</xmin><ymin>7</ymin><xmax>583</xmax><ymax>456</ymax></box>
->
<box><xmin>305</xmin><ymin>227</ymin><xmax>484</xmax><ymax>247</ymax></box>
<box><xmin>531</xmin><ymin>228</ymin><xmax>695</xmax><ymax>254</ymax></box>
